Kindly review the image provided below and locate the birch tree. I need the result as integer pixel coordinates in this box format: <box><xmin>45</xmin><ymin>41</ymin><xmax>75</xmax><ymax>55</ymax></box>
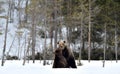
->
<box><xmin>1</xmin><ymin>0</ymin><xmax>10</xmax><ymax>66</ymax></box>
<box><xmin>23</xmin><ymin>35</ymin><xmax>31</xmax><ymax>65</ymax></box>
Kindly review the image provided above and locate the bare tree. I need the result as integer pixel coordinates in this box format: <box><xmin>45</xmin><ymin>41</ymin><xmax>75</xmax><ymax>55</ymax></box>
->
<box><xmin>28</xmin><ymin>0</ymin><xmax>37</xmax><ymax>63</ymax></box>
<box><xmin>17</xmin><ymin>0</ymin><xmax>22</xmax><ymax>27</ymax></box>
<box><xmin>115</xmin><ymin>18</ymin><xmax>118</xmax><ymax>63</ymax></box>
<box><xmin>24</xmin><ymin>0</ymin><xmax>28</xmax><ymax>23</ymax></box>
<box><xmin>1</xmin><ymin>0</ymin><xmax>10</xmax><ymax>66</ymax></box>
<box><xmin>43</xmin><ymin>0</ymin><xmax>47</xmax><ymax>65</ymax></box>
<box><xmin>114</xmin><ymin>3</ymin><xmax>118</xmax><ymax>63</ymax></box>
<box><xmin>5</xmin><ymin>0</ymin><xmax>14</xmax><ymax>23</ymax></box>
<box><xmin>1</xmin><ymin>17</ymin><xmax>9</xmax><ymax>66</ymax></box>
<box><xmin>31</xmin><ymin>16</ymin><xmax>36</xmax><ymax>63</ymax></box>
<box><xmin>43</xmin><ymin>31</ymin><xmax>47</xmax><ymax>65</ymax></box>
<box><xmin>15</xmin><ymin>29</ymin><xmax>23</xmax><ymax>60</ymax></box>
<box><xmin>7</xmin><ymin>35</ymin><xmax>16</xmax><ymax>57</ymax></box>
<box><xmin>88</xmin><ymin>0</ymin><xmax>91</xmax><ymax>62</ymax></box>
<box><xmin>50</xmin><ymin>25</ymin><xmax>54</xmax><ymax>51</ymax></box>
<box><xmin>23</xmin><ymin>35</ymin><xmax>31</xmax><ymax>65</ymax></box>
<box><xmin>53</xmin><ymin>0</ymin><xmax>58</xmax><ymax>49</ymax></box>
<box><xmin>103</xmin><ymin>23</ymin><xmax>106</xmax><ymax>67</ymax></box>
<box><xmin>78</xmin><ymin>0</ymin><xmax>83</xmax><ymax>66</ymax></box>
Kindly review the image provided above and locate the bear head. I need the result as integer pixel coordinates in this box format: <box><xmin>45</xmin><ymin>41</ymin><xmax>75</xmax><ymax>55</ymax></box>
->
<box><xmin>57</xmin><ymin>40</ymin><xmax>67</xmax><ymax>50</ymax></box>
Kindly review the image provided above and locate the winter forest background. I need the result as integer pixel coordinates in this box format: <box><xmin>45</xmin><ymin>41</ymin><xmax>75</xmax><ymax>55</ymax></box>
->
<box><xmin>0</xmin><ymin>0</ymin><xmax>120</xmax><ymax>67</ymax></box>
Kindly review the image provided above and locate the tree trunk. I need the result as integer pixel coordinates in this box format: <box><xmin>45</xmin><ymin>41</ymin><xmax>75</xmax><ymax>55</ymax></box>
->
<box><xmin>23</xmin><ymin>32</ymin><xmax>26</xmax><ymax>65</ymax></box>
<box><xmin>43</xmin><ymin>0</ymin><xmax>48</xmax><ymax>65</ymax></box>
<box><xmin>103</xmin><ymin>23</ymin><xmax>106</xmax><ymax>67</ymax></box>
<box><xmin>7</xmin><ymin>35</ymin><xmax>16</xmax><ymax>56</ymax></box>
<box><xmin>66</xmin><ymin>27</ymin><xmax>70</xmax><ymax>47</ymax></box>
<box><xmin>78</xmin><ymin>0</ymin><xmax>83</xmax><ymax>65</ymax></box>
<box><xmin>115</xmin><ymin>20</ymin><xmax>118</xmax><ymax>63</ymax></box>
<box><xmin>18</xmin><ymin>0</ymin><xmax>22</xmax><ymax>27</ymax></box>
<box><xmin>59</xmin><ymin>24</ymin><xmax>63</xmax><ymax>40</ymax></box>
<box><xmin>50</xmin><ymin>25</ymin><xmax>53</xmax><ymax>51</ymax></box>
<box><xmin>43</xmin><ymin>31</ymin><xmax>47</xmax><ymax>65</ymax></box>
<box><xmin>114</xmin><ymin>3</ymin><xmax>118</xmax><ymax>63</ymax></box>
<box><xmin>68</xmin><ymin>27</ymin><xmax>72</xmax><ymax>47</ymax></box>
<box><xmin>32</xmin><ymin>25</ymin><xmax>35</xmax><ymax>63</ymax></box>
<box><xmin>8</xmin><ymin>0</ymin><xmax>14</xmax><ymax>23</ymax></box>
<box><xmin>88</xmin><ymin>0</ymin><xmax>91</xmax><ymax>63</ymax></box>
<box><xmin>1</xmin><ymin>18</ymin><xmax>9</xmax><ymax>66</ymax></box>
<box><xmin>18</xmin><ymin>34</ymin><xmax>20</xmax><ymax>60</ymax></box>
<box><xmin>53</xmin><ymin>0</ymin><xmax>58</xmax><ymax>49</ymax></box>
<box><xmin>59</xmin><ymin>1</ymin><xmax>63</xmax><ymax>40</ymax></box>
<box><xmin>24</xmin><ymin>0</ymin><xmax>28</xmax><ymax>23</ymax></box>
<box><xmin>31</xmin><ymin>15</ymin><xmax>36</xmax><ymax>63</ymax></box>
<box><xmin>23</xmin><ymin>36</ymin><xmax>31</xmax><ymax>65</ymax></box>
<box><xmin>54</xmin><ymin>26</ymin><xmax>58</xmax><ymax>49</ymax></box>
<box><xmin>1</xmin><ymin>0</ymin><xmax>10</xmax><ymax>66</ymax></box>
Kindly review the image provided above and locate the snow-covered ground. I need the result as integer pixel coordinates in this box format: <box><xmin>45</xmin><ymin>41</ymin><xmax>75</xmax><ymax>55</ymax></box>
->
<box><xmin>0</xmin><ymin>60</ymin><xmax>120</xmax><ymax>74</ymax></box>
<box><xmin>0</xmin><ymin>1</ymin><xmax>120</xmax><ymax>74</ymax></box>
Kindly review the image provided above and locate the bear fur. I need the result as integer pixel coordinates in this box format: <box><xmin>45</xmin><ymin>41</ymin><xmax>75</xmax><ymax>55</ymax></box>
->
<box><xmin>58</xmin><ymin>40</ymin><xmax>77</xmax><ymax>68</ymax></box>
<box><xmin>52</xmin><ymin>48</ymin><xmax>68</xmax><ymax>68</ymax></box>
<box><xmin>62</xmin><ymin>46</ymin><xmax>77</xmax><ymax>68</ymax></box>
<box><xmin>53</xmin><ymin>40</ymin><xmax>77</xmax><ymax>68</ymax></box>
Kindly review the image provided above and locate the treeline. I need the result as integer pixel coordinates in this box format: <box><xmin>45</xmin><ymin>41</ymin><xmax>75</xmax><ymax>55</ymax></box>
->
<box><xmin>0</xmin><ymin>0</ymin><xmax>120</xmax><ymax>66</ymax></box>
<box><xmin>74</xmin><ymin>48</ymin><xmax>120</xmax><ymax>60</ymax></box>
<box><xmin>6</xmin><ymin>48</ymin><xmax>120</xmax><ymax>60</ymax></box>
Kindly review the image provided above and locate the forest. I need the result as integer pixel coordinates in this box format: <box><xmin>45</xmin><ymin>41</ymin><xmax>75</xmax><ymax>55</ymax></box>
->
<box><xmin>0</xmin><ymin>0</ymin><xmax>120</xmax><ymax>66</ymax></box>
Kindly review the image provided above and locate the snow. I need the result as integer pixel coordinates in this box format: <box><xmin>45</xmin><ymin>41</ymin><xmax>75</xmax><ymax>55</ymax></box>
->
<box><xmin>0</xmin><ymin>1</ymin><xmax>120</xmax><ymax>74</ymax></box>
<box><xmin>0</xmin><ymin>60</ymin><xmax>120</xmax><ymax>74</ymax></box>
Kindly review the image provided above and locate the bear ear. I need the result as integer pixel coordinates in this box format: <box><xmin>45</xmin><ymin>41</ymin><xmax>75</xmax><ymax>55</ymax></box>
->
<box><xmin>63</xmin><ymin>40</ymin><xmax>66</xmax><ymax>43</ymax></box>
<box><xmin>57</xmin><ymin>41</ymin><xmax>59</xmax><ymax>44</ymax></box>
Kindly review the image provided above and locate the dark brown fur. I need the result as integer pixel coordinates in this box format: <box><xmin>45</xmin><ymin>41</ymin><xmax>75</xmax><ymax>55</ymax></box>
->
<box><xmin>53</xmin><ymin>48</ymin><xmax>68</xmax><ymax>68</ymax></box>
<box><xmin>53</xmin><ymin>40</ymin><xmax>77</xmax><ymax>68</ymax></box>
<box><xmin>62</xmin><ymin>46</ymin><xmax>77</xmax><ymax>68</ymax></box>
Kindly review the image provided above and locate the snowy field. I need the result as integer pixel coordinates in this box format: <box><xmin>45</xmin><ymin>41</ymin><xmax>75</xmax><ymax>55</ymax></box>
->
<box><xmin>0</xmin><ymin>60</ymin><xmax>120</xmax><ymax>74</ymax></box>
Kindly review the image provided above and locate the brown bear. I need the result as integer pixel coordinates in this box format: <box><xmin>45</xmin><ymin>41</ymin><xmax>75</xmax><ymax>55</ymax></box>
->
<box><xmin>58</xmin><ymin>40</ymin><xmax>77</xmax><ymax>68</ymax></box>
<box><xmin>52</xmin><ymin>48</ymin><xmax>68</xmax><ymax>68</ymax></box>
